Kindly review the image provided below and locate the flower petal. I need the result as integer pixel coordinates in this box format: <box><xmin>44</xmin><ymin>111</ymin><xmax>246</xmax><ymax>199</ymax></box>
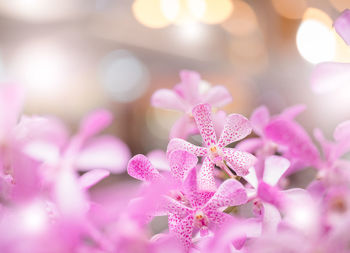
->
<box><xmin>127</xmin><ymin>154</ymin><xmax>161</xmax><ymax>182</ymax></box>
<box><xmin>310</xmin><ymin>62</ymin><xmax>350</xmax><ymax>93</ymax></box>
<box><xmin>279</xmin><ymin>104</ymin><xmax>306</xmax><ymax>120</ymax></box>
<box><xmin>217</xmin><ymin>114</ymin><xmax>252</xmax><ymax>148</ymax></box>
<box><xmin>172</xmin><ymin>214</ymin><xmax>194</xmax><ymax>251</ymax></box>
<box><xmin>202</xmin><ymin>86</ymin><xmax>232</xmax><ymax>108</ymax></box>
<box><xmin>222</xmin><ymin>148</ymin><xmax>256</xmax><ymax>176</ymax></box>
<box><xmin>192</xmin><ymin>103</ymin><xmax>217</xmax><ymax>147</ymax></box>
<box><xmin>79</xmin><ymin>109</ymin><xmax>113</xmax><ymax>139</ymax></box>
<box><xmin>178</xmin><ymin>70</ymin><xmax>201</xmax><ymax>103</ymax></box>
<box><xmin>250</xmin><ymin>105</ymin><xmax>270</xmax><ymax>136</ymax></box>
<box><xmin>206</xmin><ymin>211</ymin><xmax>232</xmax><ymax>227</ymax></box>
<box><xmin>203</xmin><ymin>179</ymin><xmax>247</xmax><ymax>212</ymax></box>
<box><xmin>167</xmin><ymin>138</ymin><xmax>207</xmax><ymax>157</ymax></box>
<box><xmin>75</xmin><ymin>135</ymin><xmax>131</xmax><ymax>173</ymax></box>
<box><xmin>235</xmin><ymin>137</ymin><xmax>264</xmax><ymax>153</ymax></box>
<box><xmin>263</xmin><ymin>156</ymin><xmax>290</xmax><ymax>186</ymax></box>
<box><xmin>197</xmin><ymin>157</ymin><xmax>216</xmax><ymax>192</ymax></box>
<box><xmin>169</xmin><ymin>116</ymin><xmax>197</xmax><ymax>140</ymax></box>
<box><xmin>151</xmin><ymin>89</ymin><xmax>186</xmax><ymax>111</ymax></box>
<box><xmin>79</xmin><ymin>169</ymin><xmax>110</xmax><ymax>189</ymax></box>
<box><xmin>147</xmin><ymin>149</ymin><xmax>169</xmax><ymax>171</ymax></box>
<box><xmin>244</xmin><ymin>166</ymin><xmax>259</xmax><ymax>189</ymax></box>
<box><xmin>334</xmin><ymin>9</ymin><xmax>350</xmax><ymax>45</ymax></box>
<box><xmin>265</xmin><ymin>119</ymin><xmax>320</xmax><ymax>167</ymax></box>
<box><xmin>162</xmin><ymin>196</ymin><xmax>192</xmax><ymax>218</ymax></box>
<box><xmin>169</xmin><ymin>150</ymin><xmax>198</xmax><ymax>181</ymax></box>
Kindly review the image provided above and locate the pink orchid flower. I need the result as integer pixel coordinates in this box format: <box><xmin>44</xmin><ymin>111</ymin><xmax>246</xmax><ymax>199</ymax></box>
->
<box><xmin>163</xmin><ymin>179</ymin><xmax>247</xmax><ymax>252</ymax></box>
<box><xmin>151</xmin><ymin>70</ymin><xmax>232</xmax><ymax>139</ymax></box>
<box><xmin>310</xmin><ymin>9</ymin><xmax>350</xmax><ymax>93</ymax></box>
<box><xmin>168</xmin><ymin>103</ymin><xmax>256</xmax><ymax>191</ymax></box>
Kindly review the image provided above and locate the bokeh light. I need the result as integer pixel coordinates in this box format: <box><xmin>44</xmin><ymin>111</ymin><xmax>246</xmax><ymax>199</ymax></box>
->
<box><xmin>132</xmin><ymin>0</ymin><xmax>171</xmax><ymax>28</ymax></box>
<box><xmin>296</xmin><ymin>8</ymin><xmax>336</xmax><ymax>64</ymax></box>
<box><xmin>10</xmin><ymin>40</ymin><xmax>70</xmax><ymax>97</ymax></box>
<box><xmin>221</xmin><ymin>0</ymin><xmax>258</xmax><ymax>37</ymax></box>
<box><xmin>271</xmin><ymin>0</ymin><xmax>307</xmax><ymax>20</ymax></box>
<box><xmin>199</xmin><ymin>0</ymin><xmax>234</xmax><ymax>24</ymax></box>
<box><xmin>99</xmin><ymin>50</ymin><xmax>149</xmax><ymax>103</ymax></box>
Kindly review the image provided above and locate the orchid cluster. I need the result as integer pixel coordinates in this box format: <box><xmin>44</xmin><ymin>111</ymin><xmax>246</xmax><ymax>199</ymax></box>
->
<box><xmin>0</xmin><ymin>9</ymin><xmax>350</xmax><ymax>253</ymax></box>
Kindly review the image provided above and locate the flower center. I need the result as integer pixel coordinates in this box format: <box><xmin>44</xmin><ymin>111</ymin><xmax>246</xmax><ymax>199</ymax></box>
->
<box><xmin>194</xmin><ymin>210</ymin><xmax>209</xmax><ymax>228</ymax></box>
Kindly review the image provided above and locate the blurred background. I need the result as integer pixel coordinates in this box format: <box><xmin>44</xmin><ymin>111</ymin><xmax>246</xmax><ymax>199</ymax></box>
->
<box><xmin>0</xmin><ymin>0</ymin><xmax>349</xmax><ymax>155</ymax></box>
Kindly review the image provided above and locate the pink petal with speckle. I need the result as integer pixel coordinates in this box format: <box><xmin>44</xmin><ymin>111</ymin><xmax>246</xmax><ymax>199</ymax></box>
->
<box><xmin>334</xmin><ymin>9</ymin><xmax>350</xmax><ymax>45</ymax></box>
<box><xmin>172</xmin><ymin>214</ymin><xmax>194</xmax><ymax>252</ymax></box>
<box><xmin>217</xmin><ymin>114</ymin><xmax>252</xmax><ymax>148</ymax></box>
<box><xmin>263</xmin><ymin>156</ymin><xmax>290</xmax><ymax>186</ymax></box>
<box><xmin>222</xmin><ymin>148</ymin><xmax>256</xmax><ymax>176</ymax></box>
<box><xmin>192</xmin><ymin>103</ymin><xmax>217</xmax><ymax>147</ymax></box>
<box><xmin>151</xmin><ymin>89</ymin><xmax>186</xmax><ymax>111</ymax></box>
<box><xmin>203</xmin><ymin>179</ymin><xmax>247</xmax><ymax>212</ymax></box>
<box><xmin>169</xmin><ymin>150</ymin><xmax>198</xmax><ymax>181</ymax></box>
<box><xmin>202</xmin><ymin>86</ymin><xmax>232</xmax><ymax>108</ymax></box>
<box><xmin>127</xmin><ymin>154</ymin><xmax>161</xmax><ymax>182</ymax></box>
<box><xmin>167</xmin><ymin>138</ymin><xmax>207</xmax><ymax>158</ymax></box>
<box><xmin>197</xmin><ymin>157</ymin><xmax>216</xmax><ymax>192</ymax></box>
<box><xmin>206</xmin><ymin>211</ymin><xmax>232</xmax><ymax>227</ymax></box>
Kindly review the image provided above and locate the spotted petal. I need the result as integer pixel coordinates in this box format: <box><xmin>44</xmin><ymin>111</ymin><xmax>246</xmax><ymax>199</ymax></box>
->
<box><xmin>203</xmin><ymin>179</ymin><xmax>247</xmax><ymax>212</ymax></box>
<box><xmin>127</xmin><ymin>154</ymin><xmax>161</xmax><ymax>182</ymax></box>
<box><xmin>222</xmin><ymin>148</ymin><xmax>256</xmax><ymax>176</ymax></box>
<box><xmin>218</xmin><ymin>114</ymin><xmax>252</xmax><ymax>148</ymax></box>
<box><xmin>169</xmin><ymin>150</ymin><xmax>198</xmax><ymax>181</ymax></box>
<box><xmin>167</xmin><ymin>138</ymin><xmax>207</xmax><ymax>157</ymax></box>
<box><xmin>192</xmin><ymin>103</ymin><xmax>217</xmax><ymax>147</ymax></box>
<box><xmin>172</xmin><ymin>214</ymin><xmax>195</xmax><ymax>252</ymax></box>
<box><xmin>198</xmin><ymin>157</ymin><xmax>216</xmax><ymax>192</ymax></box>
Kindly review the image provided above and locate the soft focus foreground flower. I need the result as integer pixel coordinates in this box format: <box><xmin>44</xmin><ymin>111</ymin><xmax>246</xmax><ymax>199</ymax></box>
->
<box><xmin>151</xmin><ymin>70</ymin><xmax>232</xmax><ymax>139</ymax></box>
<box><xmin>311</xmin><ymin>9</ymin><xmax>350</xmax><ymax>93</ymax></box>
<box><xmin>168</xmin><ymin>103</ymin><xmax>256</xmax><ymax>191</ymax></box>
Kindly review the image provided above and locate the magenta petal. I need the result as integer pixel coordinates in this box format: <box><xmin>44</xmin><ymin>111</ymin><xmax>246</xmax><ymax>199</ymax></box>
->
<box><xmin>263</xmin><ymin>156</ymin><xmax>290</xmax><ymax>186</ymax></box>
<box><xmin>265</xmin><ymin>119</ymin><xmax>320</xmax><ymax>167</ymax></box>
<box><xmin>198</xmin><ymin>157</ymin><xmax>216</xmax><ymax>192</ymax></box>
<box><xmin>236</xmin><ymin>137</ymin><xmax>264</xmax><ymax>153</ymax></box>
<box><xmin>206</xmin><ymin>211</ymin><xmax>232</xmax><ymax>227</ymax></box>
<box><xmin>167</xmin><ymin>138</ymin><xmax>208</xmax><ymax>157</ymax></box>
<box><xmin>334</xmin><ymin>9</ymin><xmax>350</xmax><ymax>45</ymax></box>
<box><xmin>310</xmin><ymin>62</ymin><xmax>350</xmax><ymax>93</ymax></box>
<box><xmin>79</xmin><ymin>109</ymin><xmax>113</xmax><ymax>139</ymax></box>
<box><xmin>250</xmin><ymin>105</ymin><xmax>270</xmax><ymax>136</ymax></box>
<box><xmin>172</xmin><ymin>214</ymin><xmax>194</xmax><ymax>251</ymax></box>
<box><xmin>179</xmin><ymin>70</ymin><xmax>201</xmax><ymax>103</ymax></box>
<box><xmin>203</xmin><ymin>179</ymin><xmax>247</xmax><ymax>212</ymax></box>
<box><xmin>202</xmin><ymin>86</ymin><xmax>232</xmax><ymax>108</ymax></box>
<box><xmin>169</xmin><ymin>116</ymin><xmax>197</xmax><ymax>140</ymax></box>
<box><xmin>192</xmin><ymin>103</ymin><xmax>217</xmax><ymax>147</ymax></box>
<box><xmin>279</xmin><ymin>104</ymin><xmax>306</xmax><ymax>120</ymax></box>
<box><xmin>151</xmin><ymin>89</ymin><xmax>186</xmax><ymax>111</ymax></box>
<box><xmin>222</xmin><ymin>148</ymin><xmax>256</xmax><ymax>176</ymax></box>
<box><xmin>75</xmin><ymin>135</ymin><xmax>131</xmax><ymax>173</ymax></box>
<box><xmin>127</xmin><ymin>154</ymin><xmax>161</xmax><ymax>182</ymax></box>
<box><xmin>79</xmin><ymin>169</ymin><xmax>110</xmax><ymax>189</ymax></box>
<box><xmin>217</xmin><ymin>114</ymin><xmax>252</xmax><ymax>148</ymax></box>
<box><xmin>257</xmin><ymin>182</ymin><xmax>283</xmax><ymax>207</ymax></box>
<box><xmin>169</xmin><ymin>150</ymin><xmax>198</xmax><ymax>181</ymax></box>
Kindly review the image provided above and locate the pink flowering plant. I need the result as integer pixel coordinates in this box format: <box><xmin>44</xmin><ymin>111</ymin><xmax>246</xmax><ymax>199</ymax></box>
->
<box><xmin>1</xmin><ymin>9</ymin><xmax>350</xmax><ymax>253</ymax></box>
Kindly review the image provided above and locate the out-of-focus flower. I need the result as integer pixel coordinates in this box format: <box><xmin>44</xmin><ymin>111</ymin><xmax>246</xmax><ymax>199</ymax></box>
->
<box><xmin>151</xmin><ymin>70</ymin><xmax>232</xmax><ymax>139</ymax></box>
<box><xmin>311</xmin><ymin>9</ymin><xmax>350</xmax><ymax>93</ymax></box>
<box><xmin>168</xmin><ymin>103</ymin><xmax>256</xmax><ymax>191</ymax></box>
